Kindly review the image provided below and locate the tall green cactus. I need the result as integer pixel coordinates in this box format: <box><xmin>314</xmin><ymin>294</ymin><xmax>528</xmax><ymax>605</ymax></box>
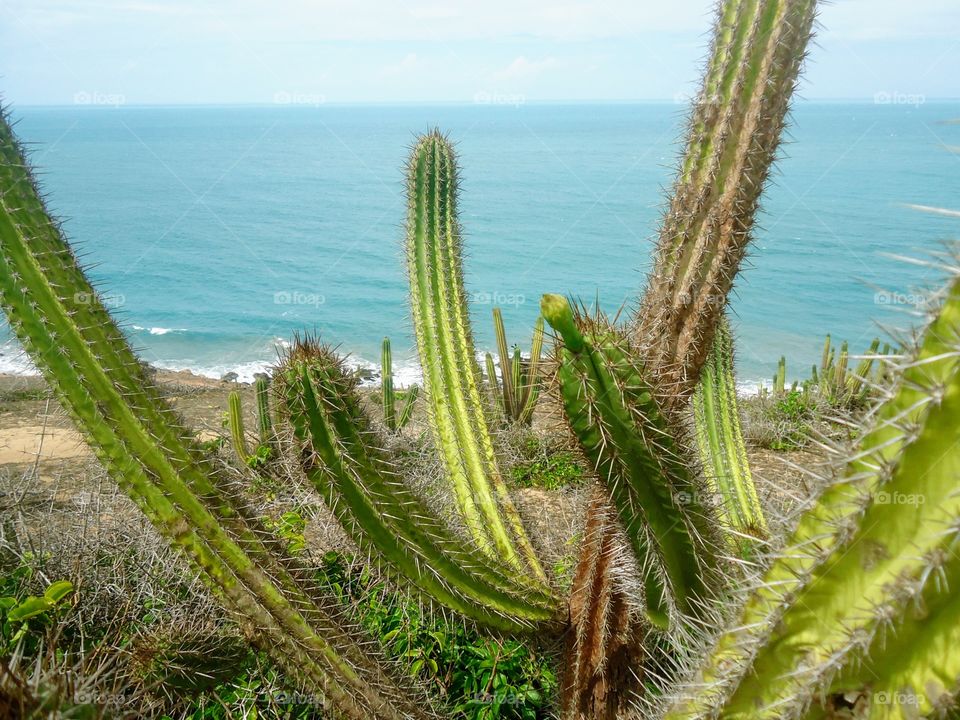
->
<box><xmin>254</xmin><ymin>374</ymin><xmax>273</xmax><ymax>446</ymax></box>
<box><xmin>279</xmin><ymin>338</ymin><xmax>560</xmax><ymax>631</ymax></box>
<box><xmin>666</xmin><ymin>272</ymin><xmax>960</xmax><ymax>719</ymax></box>
<box><xmin>541</xmin><ymin>294</ymin><xmax>719</xmax><ymax>630</ymax></box>
<box><xmin>636</xmin><ymin>0</ymin><xmax>819</xmax><ymax>404</ymax></box>
<box><xmin>227</xmin><ymin>389</ymin><xmax>251</xmax><ymax>465</ymax></box>
<box><xmin>693</xmin><ymin>316</ymin><xmax>766</xmax><ymax>541</ymax></box>
<box><xmin>404</xmin><ymin>131</ymin><xmax>545</xmax><ymax>582</ymax></box>
<box><xmin>380</xmin><ymin>336</ymin><xmax>418</xmax><ymax>432</ymax></box>
<box><xmin>490</xmin><ymin>308</ymin><xmax>545</xmax><ymax>425</ymax></box>
<box><xmin>0</xmin><ymin>108</ymin><xmax>432</xmax><ymax>720</ymax></box>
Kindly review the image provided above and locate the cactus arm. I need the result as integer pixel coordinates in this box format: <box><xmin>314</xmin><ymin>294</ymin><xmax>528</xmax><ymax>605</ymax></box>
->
<box><xmin>279</xmin><ymin>344</ymin><xmax>560</xmax><ymax>630</ymax></box>
<box><xmin>493</xmin><ymin>307</ymin><xmax>518</xmax><ymax>418</ymax></box>
<box><xmin>666</xmin><ymin>274</ymin><xmax>960</xmax><ymax>719</ymax></box>
<box><xmin>518</xmin><ymin>316</ymin><xmax>545</xmax><ymax>424</ymax></box>
<box><xmin>542</xmin><ymin>294</ymin><xmax>718</xmax><ymax>628</ymax></box>
<box><xmin>484</xmin><ymin>352</ymin><xmax>503</xmax><ymax>411</ymax></box>
<box><xmin>254</xmin><ymin>375</ymin><xmax>273</xmax><ymax>446</ymax></box>
<box><xmin>0</xmin><ymin>111</ymin><xmax>433</xmax><ymax>720</ymax></box>
<box><xmin>692</xmin><ymin>317</ymin><xmax>766</xmax><ymax>539</ymax></box>
<box><xmin>636</xmin><ymin>0</ymin><xmax>818</xmax><ymax>402</ymax></box>
<box><xmin>381</xmin><ymin>336</ymin><xmax>396</xmax><ymax>431</ymax></box>
<box><xmin>405</xmin><ymin>132</ymin><xmax>545</xmax><ymax>581</ymax></box>
<box><xmin>228</xmin><ymin>390</ymin><xmax>251</xmax><ymax>465</ymax></box>
<box><xmin>396</xmin><ymin>384</ymin><xmax>419</xmax><ymax>430</ymax></box>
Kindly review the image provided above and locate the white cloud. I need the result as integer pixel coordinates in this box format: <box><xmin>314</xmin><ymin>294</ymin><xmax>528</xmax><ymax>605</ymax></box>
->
<box><xmin>382</xmin><ymin>52</ymin><xmax>423</xmax><ymax>77</ymax></box>
<box><xmin>495</xmin><ymin>56</ymin><xmax>560</xmax><ymax>81</ymax></box>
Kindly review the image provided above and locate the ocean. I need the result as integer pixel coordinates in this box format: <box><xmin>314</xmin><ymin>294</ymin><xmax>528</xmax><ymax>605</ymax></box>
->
<box><xmin>2</xmin><ymin>102</ymin><xmax>958</xmax><ymax>388</ymax></box>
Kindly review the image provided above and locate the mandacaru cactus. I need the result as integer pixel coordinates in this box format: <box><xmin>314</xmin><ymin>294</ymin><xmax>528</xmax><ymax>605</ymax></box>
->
<box><xmin>227</xmin><ymin>389</ymin><xmax>251</xmax><ymax>465</ymax></box>
<box><xmin>0</xmin><ymin>108</ymin><xmax>434</xmax><ymax>720</ymax></box>
<box><xmin>692</xmin><ymin>316</ymin><xmax>766</xmax><ymax>541</ymax></box>
<box><xmin>489</xmin><ymin>308</ymin><xmax>545</xmax><ymax>425</ymax></box>
<box><xmin>254</xmin><ymin>373</ymin><xmax>273</xmax><ymax>446</ymax></box>
<box><xmin>380</xmin><ymin>336</ymin><xmax>418</xmax><ymax>432</ymax></box>
<box><xmin>404</xmin><ymin>131</ymin><xmax>546</xmax><ymax>582</ymax></box>
<box><xmin>541</xmin><ymin>294</ymin><xmax>720</xmax><ymax>630</ymax></box>
<box><xmin>665</xmin><ymin>271</ymin><xmax>960</xmax><ymax>719</ymax></box>
<box><xmin>636</xmin><ymin>0</ymin><xmax>819</xmax><ymax>404</ymax></box>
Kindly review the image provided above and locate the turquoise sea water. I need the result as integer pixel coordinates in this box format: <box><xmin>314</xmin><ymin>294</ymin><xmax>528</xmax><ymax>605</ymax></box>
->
<box><xmin>2</xmin><ymin>102</ymin><xmax>958</xmax><ymax>387</ymax></box>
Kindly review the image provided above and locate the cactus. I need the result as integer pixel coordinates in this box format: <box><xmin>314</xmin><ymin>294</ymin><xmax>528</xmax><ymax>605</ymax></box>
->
<box><xmin>541</xmin><ymin>294</ymin><xmax>719</xmax><ymax>630</ymax></box>
<box><xmin>380</xmin><ymin>336</ymin><xmax>418</xmax><ymax>432</ymax></box>
<box><xmin>636</xmin><ymin>0</ymin><xmax>819</xmax><ymax>404</ymax></box>
<box><xmin>278</xmin><ymin>338</ymin><xmax>560</xmax><ymax>631</ymax></box>
<box><xmin>254</xmin><ymin>373</ymin><xmax>273</xmax><ymax>446</ymax></box>
<box><xmin>692</xmin><ymin>316</ymin><xmax>766</xmax><ymax>541</ymax></box>
<box><xmin>665</xmin><ymin>272</ymin><xmax>960</xmax><ymax>719</ymax></box>
<box><xmin>772</xmin><ymin>356</ymin><xmax>786</xmax><ymax>395</ymax></box>
<box><xmin>0</xmin><ymin>108</ymin><xmax>433</xmax><ymax>720</ymax></box>
<box><xmin>227</xmin><ymin>390</ymin><xmax>251</xmax><ymax>465</ymax></box>
<box><xmin>490</xmin><ymin>308</ymin><xmax>545</xmax><ymax>425</ymax></box>
<box><xmin>404</xmin><ymin>131</ymin><xmax>545</xmax><ymax>582</ymax></box>
<box><xmin>561</xmin><ymin>489</ymin><xmax>644</xmax><ymax>720</ymax></box>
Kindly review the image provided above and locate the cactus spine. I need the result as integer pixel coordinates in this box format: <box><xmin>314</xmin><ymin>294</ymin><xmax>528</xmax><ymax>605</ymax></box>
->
<box><xmin>541</xmin><ymin>294</ymin><xmax>718</xmax><ymax>629</ymax></box>
<box><xmin>666</xmin><ymin>272</ymin><xmax>960</xmax><ymax>719</ymax></box>
<box><xmin>0</xmin><ymin>109</ymin><xmax>432</xmax><ymax>720</ymax></box>
<box><xmin>491</xmin><ymin>309</ymin><xmax>545</xmax><ymax>425</ymax></box>
<box><xmin>693</xmin><ymin>317</ymin><xmax>766</xmax><ymax>540</ymax></box>
<box><xmin>405</xmin><ymin>132</ymin><xmax>545</xmax><ymax>582</ymax></box>
<box><xmin>279</xmin><ymin>339</ymin><xmax>559</xmax><ymax>630</ymax></box>
<box><xmin>636</xmin><ymin>0</ymin><xmax>818</xmax><ymax>404</ymax></box>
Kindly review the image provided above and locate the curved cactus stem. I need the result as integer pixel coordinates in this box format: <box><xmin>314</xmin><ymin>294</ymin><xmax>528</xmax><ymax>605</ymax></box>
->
<box><xmin>636</xmin><ymin>0</ymin><xmax>819</xmax><ymax>403</ymax></box>
<box><xmin>405</xmin><ymin>131</ymin><xmax>546</xmax><ymax>582</ymax></box>
<box><xmin>228</xmin><ymin>390</ymin><xmax>251</xmax><ymax>465</ymax></box>
<box><xmin>692</xmin><ymin>316</ymin><xmax>766</xmax><ymax>542</ymax></box>
<box><xmin>665</xmin><ymin>272</ymin><xmax>960</xmax><ymax>719</ymax></box>
<box><xmin>396</xmin><ymin>384</ymin><xmax>419</xmax><ymax>430</ymax></box>
<box><xmin>279</xmin><ymin>340</ymin><xmax>561</xmax><ymax>631</ymax></box>
<box><xmin>493</xmin><ymin>307</ymin><xmax>518</xmax><ymax>419</ymax></box>
<box><xmin>0</xmin><ymin>108</ymin><xmax>434</xmax><ymax>720</ymax></box>
<box><xmin>518</xmin><ymin>316</ymin><xmax>545</xmax><ymax>424</ymax></box>
<box><xmin>542</xmin><ymin>294</ymin><xmax>719</xmax><ymax>629</ymax></box>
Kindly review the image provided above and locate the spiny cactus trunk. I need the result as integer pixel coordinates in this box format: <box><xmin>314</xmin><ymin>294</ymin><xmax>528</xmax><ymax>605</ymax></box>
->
<box><xmin>0</xmin><ymin>109</ymin><xmax>432</xmax><ymax>720</ymax></box>
<box><xmin>228</xmin><ymin>389</ymin><xmax>251</xmax><ymax>465</ymax></box>
<box><xmin>665</xmin><ymin>272</ymin><xmax>960</xmax><ymax>719</ymax></box>
<box><xmin>279</xmin><ymin>339</ymin><xmax>561</xmax><ymax>631</ymax></box>
<box><xmin>541</xmin><ymin>294</ymin><xmax>720</xmax><ymax>630</ymax></box>
<box><xmin>636</xmin><ymin>0</ymin><xmax>818</xmax><ymax>404</ymax></box>
<box><xmin>254</xmin><ymin>374</ymin><xmax>273</xmax><ymax>446</ymax></box>
<box><xmin>561</xmin><ymin>490</ymin><xmax>644</xmax><ymax>720</ymax></box>
<box><xmin>692</xmin><ymin>316</ymin><xmax>766</xmax><ymax>541</ymax></box>
<box><xmin>405</xmin><ymin>131</ymin><xmax>546</xmax><ymax>582</ymax></box>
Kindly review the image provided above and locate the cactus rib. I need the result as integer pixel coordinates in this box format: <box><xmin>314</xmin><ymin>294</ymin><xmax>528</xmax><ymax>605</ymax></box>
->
<box><xmin>636</xmin><ymin>0</ymin><xmax>818</xmax><ymax>402</ymax></box>
<box><xmin>405</xmin><ymin>131</ymin><xmax>545</xmax><ymax>581</ymax></box>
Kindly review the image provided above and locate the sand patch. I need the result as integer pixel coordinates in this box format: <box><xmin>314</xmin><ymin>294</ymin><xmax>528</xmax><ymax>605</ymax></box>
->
<box><xmin>0</xmin><ymin>425</ymin><xmax>90</xmax><ymax>464</ymax></box>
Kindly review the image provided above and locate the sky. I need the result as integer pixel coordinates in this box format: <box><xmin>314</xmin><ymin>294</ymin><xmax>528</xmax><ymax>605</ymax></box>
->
<box><xmin>1</xmin><ymin>1</ymin><xmax>958</xmax><ymax>106</ymax></box>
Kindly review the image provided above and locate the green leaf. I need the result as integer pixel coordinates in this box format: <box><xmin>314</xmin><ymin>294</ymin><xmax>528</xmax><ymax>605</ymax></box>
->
<box><xmin>8</xmin><ymin>596</ymin><xmax>53</xmax><ymax>622</ymax></box>
<box><xmin>43</xmin><ymin>580</ymin><xmax>74</xmax><ymax>604</ymax></box>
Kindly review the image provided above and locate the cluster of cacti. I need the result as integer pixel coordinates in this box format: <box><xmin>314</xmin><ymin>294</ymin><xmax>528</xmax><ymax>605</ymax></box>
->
<box><xmin>762</xmin><ymin>334</ymin><xmax>892</xmax><ymax>408</ymax></box>
<box><xmin>486</xmin><ymin>308</ymin><xmax>544</xmax><ymax>425</ymax></box>
<box><xmin>16</xmin><ymin>2</ymin><xmax>960</xmax><ymax>719</ymax></box>
<box><xmin>692</xmin><ymin>316</ymin><xmax>766</xmax><ymax>542</ymax></box>
<box><xmin>0</xmin><ymin>109</ymin><xmax>434</xmax><ymax>720</ymax></box>
<box><xmin>380</xmin><ymin>337</ymin><xmax>418</xmax><ymax>432</ymax></box>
